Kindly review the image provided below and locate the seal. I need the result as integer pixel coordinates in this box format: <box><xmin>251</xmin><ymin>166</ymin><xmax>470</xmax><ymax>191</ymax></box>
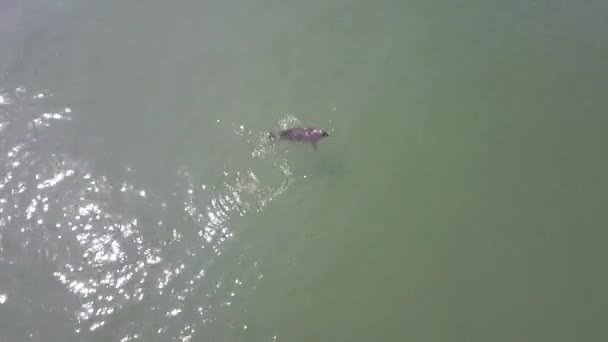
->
<box><xmin>268</xmin><ymin>127</ymin><xmax>329</xmax><ymax>150</ymax></box>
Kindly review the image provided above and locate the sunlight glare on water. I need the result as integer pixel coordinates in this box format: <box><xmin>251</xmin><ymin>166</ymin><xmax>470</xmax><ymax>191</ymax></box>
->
<box><xmin>0</xmin><ymin>86</ymin><xmax>294</xmax><ymax>341</ymax></box>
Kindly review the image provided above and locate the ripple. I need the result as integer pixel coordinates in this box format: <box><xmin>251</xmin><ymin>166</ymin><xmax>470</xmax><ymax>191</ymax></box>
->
<box><xmin>0</xmin><ymin>85</ymin><xmax>294</xmax><ymax>341</ymax></box>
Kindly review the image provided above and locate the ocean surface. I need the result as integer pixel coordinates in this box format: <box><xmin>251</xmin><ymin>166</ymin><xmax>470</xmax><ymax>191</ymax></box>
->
<box><xmin>1</xmin><ymin>0</ymin><xmax>607</xmax><ymax>341</ymax></box>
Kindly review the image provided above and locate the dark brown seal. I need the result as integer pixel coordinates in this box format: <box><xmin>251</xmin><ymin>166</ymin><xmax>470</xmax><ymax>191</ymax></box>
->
<box><xmin>268</xmin><ymin>127</ymin><xmax>329</xmax><ymax>150</ymax></box>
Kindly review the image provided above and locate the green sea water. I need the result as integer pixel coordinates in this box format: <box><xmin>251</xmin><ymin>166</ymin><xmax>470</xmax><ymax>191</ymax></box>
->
<box><xmin>1</xmin><ymin>0</ymin><xmax>607</xmax><ymax>341</ymax></box>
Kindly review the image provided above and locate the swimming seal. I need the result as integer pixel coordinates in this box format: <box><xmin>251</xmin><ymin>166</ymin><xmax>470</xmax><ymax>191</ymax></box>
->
<box><xmin>268</xmin><ymin>127</ymin><xmax>329</xmax><ymax>151</ymax></box>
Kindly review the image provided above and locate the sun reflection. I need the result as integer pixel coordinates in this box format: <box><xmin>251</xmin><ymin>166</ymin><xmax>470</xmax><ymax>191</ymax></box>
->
<box><xmin>0</xmin><ymin>86</ymin><xmax>293</xmax><ymax>341</ymax></box>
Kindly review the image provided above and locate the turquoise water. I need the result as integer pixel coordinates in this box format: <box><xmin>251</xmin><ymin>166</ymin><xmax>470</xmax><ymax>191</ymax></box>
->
<box><xmin>1</xmin><ymin>0</ymin><xmax>607</xmax><ymax>341</ymax></box>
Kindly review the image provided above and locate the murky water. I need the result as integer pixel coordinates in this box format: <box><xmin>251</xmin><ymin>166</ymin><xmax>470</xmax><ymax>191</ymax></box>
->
<box><xmin>1</xmin><ymin>0</ymin><xmax>607</xmax><ymax>341</ymax></box>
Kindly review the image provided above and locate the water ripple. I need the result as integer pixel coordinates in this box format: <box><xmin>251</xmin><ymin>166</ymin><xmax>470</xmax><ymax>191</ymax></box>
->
<box><xmin>0</xmin><ymin>86</ymin><xmax>292</xmax><ymax>341</ymax></box>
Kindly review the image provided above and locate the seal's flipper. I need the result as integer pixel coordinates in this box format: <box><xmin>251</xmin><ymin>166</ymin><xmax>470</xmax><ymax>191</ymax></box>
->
<box><xmin>312</xmin><ymin>142</ymin><xmax>318</xmax><ymax>151</ymax></box>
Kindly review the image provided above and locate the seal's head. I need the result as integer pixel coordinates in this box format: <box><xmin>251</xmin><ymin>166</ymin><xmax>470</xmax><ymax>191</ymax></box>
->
<box><xmin>313</xmin><ymin>129</ymin><xmax>329</xmax><ymax>138</ymax></box>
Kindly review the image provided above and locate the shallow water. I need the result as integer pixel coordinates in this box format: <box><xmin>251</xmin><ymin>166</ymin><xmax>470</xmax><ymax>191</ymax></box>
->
<box><xmin>1</xmin><ymin>0</ymin><xmax>607</xmax><ymax>341</ymax></box>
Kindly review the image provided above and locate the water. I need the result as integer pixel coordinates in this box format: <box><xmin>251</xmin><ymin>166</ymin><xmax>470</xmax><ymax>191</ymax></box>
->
<box><xmin>1</xmin><ymin>0</ymin><xmax>607</xmax><ymax>341</ymax></box>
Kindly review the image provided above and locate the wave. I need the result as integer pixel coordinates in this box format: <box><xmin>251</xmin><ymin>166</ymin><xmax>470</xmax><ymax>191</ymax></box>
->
<box><xmin>0</xmin><ymin>85</ymin><xmax>293</xmax><ymax>341</ymax></box>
